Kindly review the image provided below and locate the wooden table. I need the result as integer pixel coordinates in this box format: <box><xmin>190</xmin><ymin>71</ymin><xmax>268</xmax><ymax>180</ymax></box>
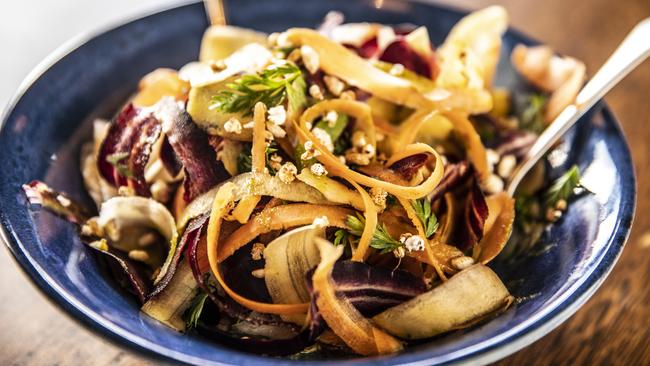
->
<box><xmin>1</xmin><ymin>0</ymin><xmax>649</xmax><ymax>364</ymax></box>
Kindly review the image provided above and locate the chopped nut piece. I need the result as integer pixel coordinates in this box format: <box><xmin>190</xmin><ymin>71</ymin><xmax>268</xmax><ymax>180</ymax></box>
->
<box><xmin>266</xmin><ymin>122</ymin><xmax>286</xmax><ymax>138</ymax></box>
<box><xmin>351</xmin><ymin>131</ymin><xmax>367</xmax><ymax>148</ymax></box>
<box><xmin>251</xmin><ymin>243</ymin><xmax>265</xmax><ymax>260</ymax></box>
<box><xmin>483</xmin><ymin>174</ymin><xmax>504</xmax><ymax>194</ymax></box>
<box><xmin>497</xmin><ymin>154</ymin><xmax>516</xmax><ymax>179</ymax></box>
<box><xmin>345</xmin><ymin>131</ymin><xmax>375</xmax><ymax>166</ymax></box>
<box><xmin>345</xmin><ymin>150</ymin><xmax>371</xmax><ymax>166</ymax></box>
<box><xmin>223</xmin><ymin>118</ymin><xmax>242</xmax><ymax>134</ymax></box>
<box><xmin>312</xmin><ymin>216</ymin><xmax>330</xmax><ymax>228</ymax></box>
<box><xmin>324</xmin><ymin>110</ymin><xmax>339</xmax><ymax>127</ymax></box>
<box><xmin>251</xmin><ymin>269</ymin><xmax>265</xmax><ymax>278</ymax></box>
<box><xmin>451</xmin><ymin>256</ymin><xmax>475</xmax><ymax>270</ymax></box>
<box><xmin>555</xmin><ymin>199</ymin><xmax>567</xmax><ymax>211</ymax></box>
<box><xmin>309</xmin><ymin>84</ymin><xmax>324</xmax><ymax>100</ymax></box>
<box><xmin>301</xmin><ymin>140</ymin><xmax>321</xmax><ymax>160</ymax></box>
<box><xmin>242</xmin><ymin>121</ymin><xmax>255</xmax><ymax>129</ymax></box>
<box><xmin>301</xmin><ymin>45</ymin><xmax>320</xmax><ymax>74</ymax></box>
<box><xmin>389</xmin><ymin>63</ymin><xmax>405</xmax><ymax>76</ymax></box>
<box><xmin>369</xmin><ymin>187</ymin><xmax>388</xmax><ymax>209</ymax></box>
<box><xmin>267</xmin><ymin>105</ymin><xmax>287</xmax><ymax>126</ymax></box>
<box><xmin>138</xmin><ymin>232</ymin><xmax>158</xmax><ymax>247</ymax></box>
<box><xmin>338</xmin><ymin>155</ymin><xmax>347</xmax><ymax>164</ymax></box>
<box><xmin>312</xmin><ymin>127</ymin><xmax>334</xmax><ymax>152</ymax></box>
<box><xmin>486</xmin><ymin>148</ymin><xmax>500</xmax><ymax>171</ymax></box>
<box><xmin>323</xmin><ymin>75</ymin><xmax>345</xmax><ymax>96</ymax></box>
<box><xmin>268</xmin><ymin>154</ymin><xmax>283</xmax><ymax>171</ymax></box>
<box><xmin>310</xmin><ymin>163</ymin><xmax>328</xmax><ymax>176</ymax></box>
<box><xmin>128</xmin><ymin>250</ymin><xmax>150</xmax><ymax>262</ymax></box>
<box><xmin>400</xmin><ymin>233</ymin><xmax>425</xmax><ymax>252</ymax></box>
<box><xmin>264</xmin><ymin>130</ymin><xmax>275</xmax><ymax>141</ymax></box>
<box><xmin>362</xmin><ymin>144</ymin><xmax>376</xmax><ymax>156</ymax></box>
<box><xmin>277</xmin><ymin>162</ymin><xmax>298</xmax><ymax>183</ymax></box>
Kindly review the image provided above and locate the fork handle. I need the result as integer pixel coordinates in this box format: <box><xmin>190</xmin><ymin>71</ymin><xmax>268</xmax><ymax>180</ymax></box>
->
<box><xmin>506</xmin><ymin>18</ymin><xmax>650</xmax><ymax>197</ymax></box>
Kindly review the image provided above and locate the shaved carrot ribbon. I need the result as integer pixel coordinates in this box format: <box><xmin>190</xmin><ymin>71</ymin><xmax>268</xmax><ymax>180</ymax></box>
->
<box><xmin>443</xmin><ymin>111</ymin><xmax>488</xmax><ymax>180</ymax></box>
<box><xmin>206</xmin><ymin>183</ymin><xmax>309</xmax><ymax>315</ymax></box>
<box><xmin>250</xmin><ymin>102</ymin><xmax>267</xmax><ymax>172</ymax></box>
<box><xmin>299</xmin><ymin>99</ymin><xmax>376</xmax><ymax>149</ymax></box>
<box><xmin>345</xmin><ymin>179</ymin><xmax>378</xmax><ymax>262</ymax></box>
<box><xmin>474</xmin><ymin>192</ymin><xmax>515</xmax><ymax>264</ymax></box>
<box><xmin>397</xmin><ymin>197</ymin><xmax>447</xmax><ymax>281</ymax></box>
<box><xmin>286</xmin><ymin>29</ymin><xmax>432</xmax><ymax>110</ymax></box>
<box><xmin>218</xmin><ymin>203</ymin><xmax>353</xmax><ymax>262</ymax></box>
<box><xmin>311</xmin><ymin>238</ymin><xmax>403</xmax><ymax>355</ymax></box>
<box><xmin>295</xmin><ymin>101</ymin><xmax>445</xmax><ymax>200</ymax></box>
<box><xmin>231</xmin><ymin>102</ymin><xmax>266</xmax><ymax>223</ymax></box>
<box><xmin>393</xmin><ymin>108</ymin><xmax>439</xmax><ymax>149</ymax></box>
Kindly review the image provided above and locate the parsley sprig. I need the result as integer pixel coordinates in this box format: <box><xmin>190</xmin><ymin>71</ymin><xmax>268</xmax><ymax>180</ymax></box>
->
<box><xmin>106</xmin><ymin>152</ymin><xmax>133</xmax><ymax>178</ymax></box>
<box><xmin>333</xmin><ymin>229</ymin><xmax>349</xmax><ymax>247</ymax></box>
<box><xmin>545</xmin><ymin>165</ymin><xmax>582</xmax><ymax>206</ymax></box>
<box><xmin>346</xmin><ymin>213</ymin><xmax>403</xmax><ymax>254</ymax></box>
<box><xmin>520</xmin><ymin>93</ymin><xmax>547</xmax><ymax>133</ymax></box>
<box><xmin>184</xmin><ymin>291</ymin><xmax>208</xmax><ymax>330</ymax></box>
<box><xmin>211</xmin><ymin>63</ymin><xmax>306</xmax><ymax>115</ymax></box>
<box><xmin>237</xmin><ymin>143</ymin><xmax>279</xmax><ymax>174</ymax></box>
<box><xmin>412</xmin><ymin>198</ymin><xmax>439</xmax><ymax>238</ymax></box>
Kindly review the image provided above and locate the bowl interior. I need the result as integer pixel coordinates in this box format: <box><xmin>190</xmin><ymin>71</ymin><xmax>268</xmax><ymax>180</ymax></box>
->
<box><xmin>0</xmin><ymin>1</ymin><xmax>634</xmax><ymax>365</ymax></box>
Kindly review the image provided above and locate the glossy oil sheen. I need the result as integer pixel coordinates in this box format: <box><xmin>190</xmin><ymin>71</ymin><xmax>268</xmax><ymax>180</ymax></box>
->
<box><xmin>0</xmin><ymin>1</ymin><xmax>635</xmax><ymax>365</ymax></box>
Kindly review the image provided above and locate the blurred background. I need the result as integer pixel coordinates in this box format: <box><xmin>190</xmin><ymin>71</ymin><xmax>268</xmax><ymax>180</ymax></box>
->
<box><xmin>1</xmin><ymin>0</ymin><xmax>648</xmax><ymax>365</ymax></box>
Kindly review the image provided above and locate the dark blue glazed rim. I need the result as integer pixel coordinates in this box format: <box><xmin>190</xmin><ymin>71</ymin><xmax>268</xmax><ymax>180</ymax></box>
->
<box><xmin>0</xmin><ymin>1</ymin><xmax>636</xmax><ymax>365</ymax></box>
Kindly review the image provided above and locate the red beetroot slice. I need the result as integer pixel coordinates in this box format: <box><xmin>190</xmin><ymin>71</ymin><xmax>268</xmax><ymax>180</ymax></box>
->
<box><xmin>379</xmin><ymin>37</ymin><xmax>439</xmax><ymax>79</ymax></box>
<box><xmin>157</xmin><ymin>98</ymin><xmax>229</xmax><ymax>202</ymax></box>
<box><xmin>97</xmin><ymin>103</ymin><xmax>162</xmax><ymax>196</ymax></box>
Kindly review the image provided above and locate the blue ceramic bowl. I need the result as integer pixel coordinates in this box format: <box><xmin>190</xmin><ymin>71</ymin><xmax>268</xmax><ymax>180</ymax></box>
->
<box><xmin>0</xmin><ymin>1</ymin><xmax>636</xmax><ymax>364</ymax></box>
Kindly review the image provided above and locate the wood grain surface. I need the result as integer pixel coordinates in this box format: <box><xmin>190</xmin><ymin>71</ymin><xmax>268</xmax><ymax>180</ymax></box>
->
<box><xmin>1</xmin><ymin>0</ymin><xmax>649</xmax><ymax>365</ymax></box>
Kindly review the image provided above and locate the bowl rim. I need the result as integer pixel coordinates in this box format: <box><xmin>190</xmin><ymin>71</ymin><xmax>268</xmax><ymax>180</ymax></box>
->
<box><xmin>0</xmin><ymin>1</ymin><xmax>637</xmax><ymax>365</ymax></box>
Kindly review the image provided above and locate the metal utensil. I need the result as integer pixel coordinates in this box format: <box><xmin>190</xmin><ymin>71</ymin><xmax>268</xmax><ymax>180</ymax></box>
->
<box><xmin>506</xmin><ymin>18</ymin><xmax>650</xmax><ymax>197</ymax></box>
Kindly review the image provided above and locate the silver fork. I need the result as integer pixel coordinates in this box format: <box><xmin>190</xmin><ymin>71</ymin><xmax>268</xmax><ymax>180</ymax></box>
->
<box><xmin>506</xmin><ymin>18</ymin><xmax>650</xmax><ymax>197</ymax></box>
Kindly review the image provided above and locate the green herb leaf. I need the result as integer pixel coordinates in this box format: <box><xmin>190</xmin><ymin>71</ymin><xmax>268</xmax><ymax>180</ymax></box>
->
<box><xmin>520</xmin><ymin>93</ymin><xmax>547</xmax><ymax>133</ymax></box>
<box><xmin>184</xmin><ymin>291</ymin><xmax>209</xmax><ymax>330</ymax></box>
<box><xmin>314</xmin><ymin>113</ymin><xmax>349</xmax><ymax>142</ymax></box>
<box><xmin>514</xmin><ymin>193</ymin><xmax>539</xmax><ymax>229</ymax></box>
<box><xmin>545</xmin><ymin>165</ymin><xmax>582</xmax><ymax>207</ymax></box>
<box><xmin>345</xmin><ymin>213</ymin><xmax>403</xmax><ymax>254</ymax></box>
<box><xmin>333</xmin><ymin>229</ymin><xmax>349</xmax><ymax>246</ymax></box>
<box><xmin>211</xmin><ymin>63</ymin><xmax>305</xmax><ymax>116</ymax></box>
<box><xmin>106</xmin><ymin>152</ymin><xmax>134</xmax><ymax>178</ymax></box>
<box><xmin>295</xmin><ymin>113</ymin><xmax>350</xmax><ymax>170</ymax></box>
<box><xmin>412</xmin><ymin>198</ymin><xmax>439</xmax><ymax>238</ymax></box>
<box><xmin>287</xmin><ymin>74</ymin><xmax>307</xmax><ymax>115</ymax></box>
<box><xmin>236</xmin><ymin>143</ymin><xmax>279</xmax><ymax>174</ymax></box>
